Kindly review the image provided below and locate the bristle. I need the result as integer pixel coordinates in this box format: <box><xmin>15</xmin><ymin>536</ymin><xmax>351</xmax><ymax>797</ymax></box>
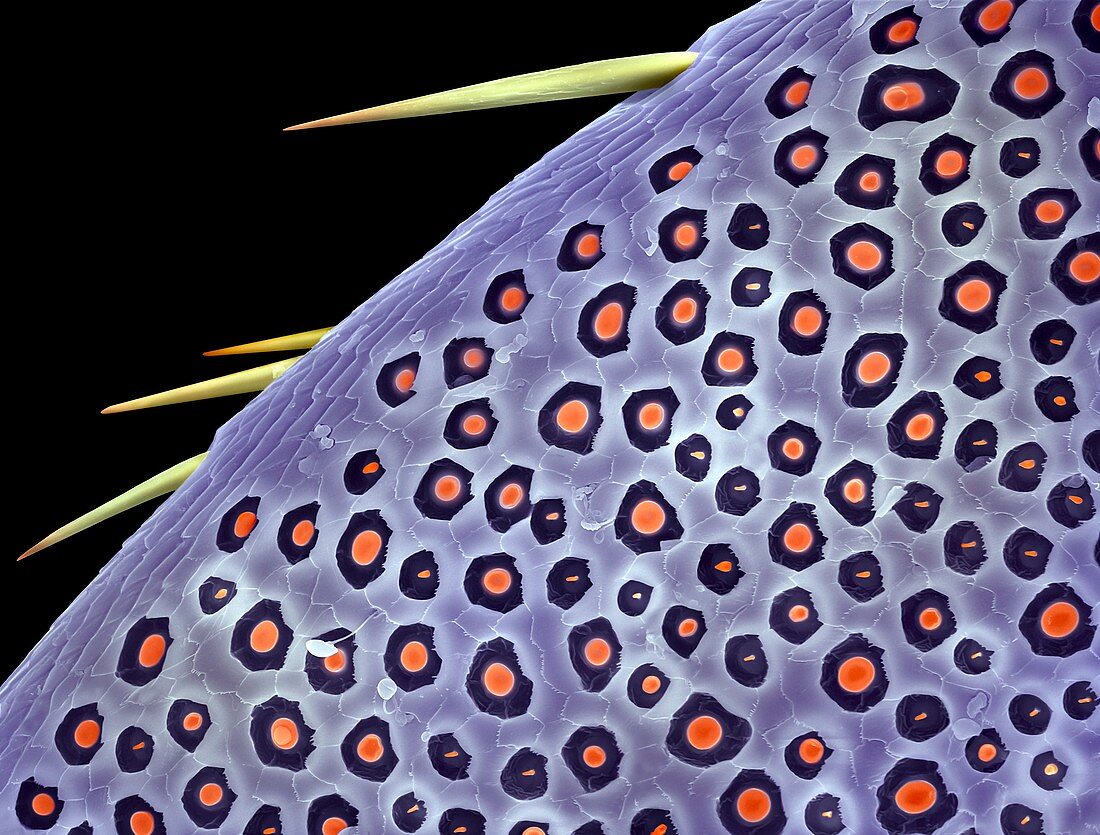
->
<box><xmin>203</xmin><ymin>327</ymin><xmax>331</xmax><ymax>357</ymax></box>
<box><xmin>17</xmin><ymin>454</ymin><xmax>207</xmax><ymax>561</ymax></box>
<box><xmin>102</xmin><ymin>357</ymin><xmax>302</xmax><ymax>414</ymax></box>
<box><xmin>283</xmin><ymin>52</ymin><xmax>699</xmax><ymax>130</ymax></box>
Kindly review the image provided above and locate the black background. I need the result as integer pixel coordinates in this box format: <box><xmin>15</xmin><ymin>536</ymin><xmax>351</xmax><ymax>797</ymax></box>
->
<box><xmin>5</xmin><ymin>5</ymin><xmax>751</xmax><ymax>680</ymax></box>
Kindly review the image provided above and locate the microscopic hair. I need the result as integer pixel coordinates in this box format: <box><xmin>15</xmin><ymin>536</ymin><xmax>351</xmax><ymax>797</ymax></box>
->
<box><xmin>3</xmin><ymin>0</ymin><xmax>1099</xmax><ymax>833</ymax></box>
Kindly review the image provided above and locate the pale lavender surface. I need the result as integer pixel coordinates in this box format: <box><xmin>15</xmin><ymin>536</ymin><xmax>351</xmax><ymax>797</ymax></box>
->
<box><xmin>2</xmin><ymin>0</ymin><xmax>1098</xmax><ymax>832</ymax></box>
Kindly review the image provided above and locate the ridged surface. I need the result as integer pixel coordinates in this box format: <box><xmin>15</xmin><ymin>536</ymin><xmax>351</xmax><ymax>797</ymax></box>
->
<box><xmin>2</xmin><ymin>0</ymin><xmax>1098</xmax><ymax>832</ymax></box>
